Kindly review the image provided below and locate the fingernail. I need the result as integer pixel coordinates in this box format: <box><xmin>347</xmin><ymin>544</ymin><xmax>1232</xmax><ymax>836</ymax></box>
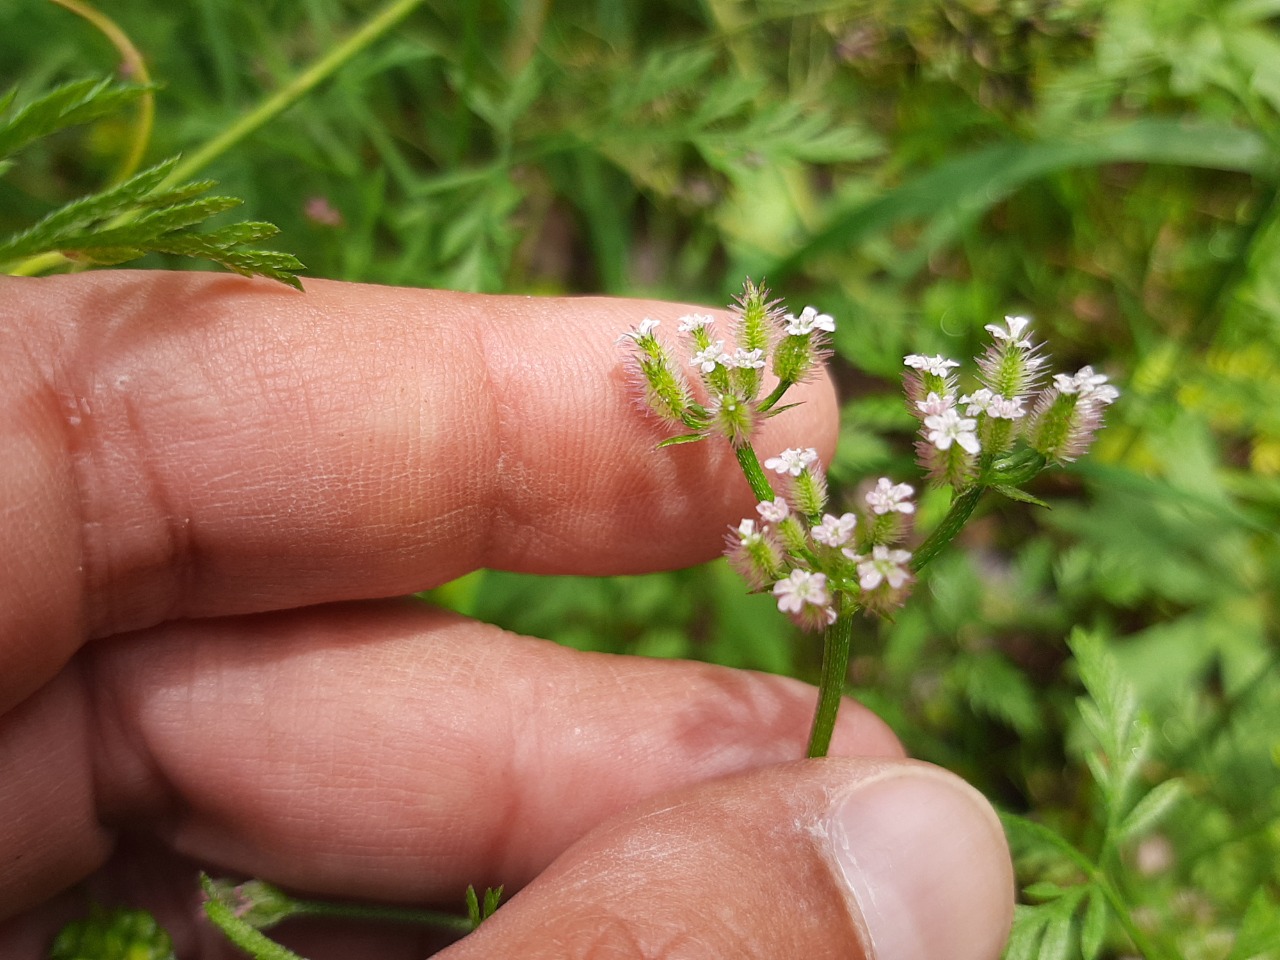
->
<box><xmin>824</xmin><ymin>768</ymin><xmax>1014</xmax><ymax>960</ymax></box>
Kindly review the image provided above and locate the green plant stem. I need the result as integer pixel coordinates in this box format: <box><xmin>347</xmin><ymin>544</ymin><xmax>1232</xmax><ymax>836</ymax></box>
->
<box><xmin>807</xmin><ymin>613</ymin><xmax>853</xmax><ymax>757</ymax></box>
<box><xmin>910</xmin><ymin>485</ymin><xmax>983</xmax><ymax>572</ymax></box>
<box><xmin>49</xmin><ymin>0</ymin><xmax>154</xmax><ymax>184</ymax></box>
<box><xmin>734</xmin><ymin>443</ymin><xmax>776</xmax><ymax>503</ymax></box>
<box><xmin>166</xmin><ymin>0</ymin><xmax>429</xmax><ymax>185</ymax></box>
<box><xmin>756</xmin><ymin>379</ymin><xmax>792</xmax><ymax>413</ymax></box>
<box><xmin>290</xmin><ymin>897</ymin><xmax>471</xmax><ymax>933</ymax></box>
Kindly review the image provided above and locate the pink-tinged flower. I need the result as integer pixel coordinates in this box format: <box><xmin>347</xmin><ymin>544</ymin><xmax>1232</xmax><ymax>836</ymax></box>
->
<box><xmin>772</xmin><ymin>568</ymin><xmax>830</xmax><ymax>614</ymax></box>
<box><xmin>617</xmin><ymin>317</ymin><xmax>660</xmax><ymax>344</ymax></box>
<box><xmin>1028</xmin><ymin>366</ymin><xmax>1119</xmax><ymax>463</ymax></box>
<box><xmin>756</xmin><ymin>498</ymin><xmax>791</xmax><ymax>523</ymax></box>
<box><xmin>785</xmin><ymin>306</ymin><xmax>836</xmax><ymax>336</ymax></box>
<box><xmin>846</xmin><ymin>545</ymin><xmax>913</xmax><ymax>591</ymax></box>
<box><xmin>690</xmin><ymin>341</ymin><xmax>727</xmax><ymax>373</ymax></box>
<box><xmin>729</xmin><ymin>347</ymin><xmax>766</xmax><ymax>369</ymax></box>
<box><xmin>916</xmin><ymin>391</ymin><xmax>954</xmax><ymax>417</ymax></box>
<box><xmin>811</xmin><ymin>512</ymin><xmax>857</xmax><ymax>548</ymax></box>
<box><xmin>764</xmin><ymin>447</ymin><xmax>819</xmax><ymax>477</ymax></box>
<box><xmin>866</xmin><ymin>478</ymin><xmax>915</xmax><ymax>515</ymax></box>
<box><xmin>977</xmin><ymin>315</ymin><xmax>1047</xmax><ymax>399</ymax></box>
<box><xmin>677</xmin><ymin>313</ymin><xmax>715</xmax><ymax>333</ymax></box>
<box><xmin>924</xmin><ymin>408</ymin><xmax>981</xmax><ymax>453</ymax></box>
<box><xmin>984</xmin><ymin>315</ymin><xmax>1033</xmax><ymax>348</ymax></box>
<box><xmin>736</xmin><ymin>518</ymin><xmax>762</xmax><ymax>544</ymax></box>
<box><xmin>904</xmin><ymin>354</ymin><xmax>961</xmax><ymax>376</ymax></box>
<box><xmin>992</xmin><ymin>395</ymin><xmax>1027</xmax><ymax>419</ymax></box>
<box><xmin>304</xmin><ymin>196</ymin><xmax>344</xmax><ymax>227</ymax></box>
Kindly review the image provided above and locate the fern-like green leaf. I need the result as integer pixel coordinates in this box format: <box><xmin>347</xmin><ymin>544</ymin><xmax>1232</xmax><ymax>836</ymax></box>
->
<box><xmin>1070</xmin><ymin>629</ymin><xmax>1148</xmax><ymax>808</ymax></box>
<box><xmin>1116</xmin><ymin>777</ymin><xmax>1186</xmax><ymax>842</ymax></box>
<box><xmin>0</xmin><ymin>78</ymin><xmax>148</xmax><ymax>163</ymax></box>
<box><xmin>1079</xmin><ymin>888</ymin><xmax>1109</xmax><ymax>960</ymax></box>
<box><xmin>0</xmin><ymin>155</ymin><xmax>304</xmax><ymax>288</ymax></box>
<box><xmin>1228</xmin><ymin>890</ymin><xmax>1280</xmax><ymax>960</ymax></box>
<box><xmin>1</xmin><ymin>80</ymin><xmax>303</xmax><ymax>288</ymax></box>
<box><xmin>1006</xmin><ymin>888</ymin><xmax>1105</xmax><ymax>960</ymax></box>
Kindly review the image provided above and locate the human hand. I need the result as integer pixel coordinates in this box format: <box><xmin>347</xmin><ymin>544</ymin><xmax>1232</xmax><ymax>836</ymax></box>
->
<box><xmin>0</xmin><ymin>271</ymin><xmax>1013</xmax><ymax>959</ymax></box>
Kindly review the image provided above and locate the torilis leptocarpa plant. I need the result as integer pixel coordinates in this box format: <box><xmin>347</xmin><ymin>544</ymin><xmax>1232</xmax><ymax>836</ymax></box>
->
<box><xmin>618</xmin><ymin>281</ymin><xmax>1119</xmax><ymax>757</ymax></box>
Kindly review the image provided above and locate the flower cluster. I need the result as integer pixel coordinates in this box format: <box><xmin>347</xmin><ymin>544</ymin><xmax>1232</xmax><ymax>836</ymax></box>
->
<box><xmin>619</xmin><ymin>287</ymin><xmax>1119</xmax><ymax>635</ymax></box>
<box><xmin>725</xmin><ymin>452</ymin><xmax>918</xmax><ymax>628</ymax></box>
<box><xmin>617</xmin><ymin>281</ymin><xmax>833</xmax><ymax>444</ymax></box>
<box><xmin>905</xmin><ymin>315</ymin><xmax>1119</xmax><ymax>488</ymax></box>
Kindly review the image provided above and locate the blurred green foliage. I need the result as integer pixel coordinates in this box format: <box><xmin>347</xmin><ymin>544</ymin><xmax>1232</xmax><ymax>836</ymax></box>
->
<box><xmin>5</xmin><ymin>0</ymin><xmax>1278</xmax><ymax>957</ymax></box>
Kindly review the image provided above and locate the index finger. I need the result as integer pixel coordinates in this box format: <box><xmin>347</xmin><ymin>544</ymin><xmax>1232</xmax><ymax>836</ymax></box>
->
<box><xmin>2</xmin><ymin>271</ymin><xmax>837</xmax><ymax>707</ymax></box>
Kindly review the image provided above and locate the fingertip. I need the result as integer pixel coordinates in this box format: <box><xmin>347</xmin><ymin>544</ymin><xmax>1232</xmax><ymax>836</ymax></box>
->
<box><xmin>437</xmin><ymin>759</ymin><xmax>1013</xmax><ymax>960</ymax></box>
<box><xmin>823</xmin><ymin>762</ymin><xmax>1015</xmax><ymax>960</ymax></box>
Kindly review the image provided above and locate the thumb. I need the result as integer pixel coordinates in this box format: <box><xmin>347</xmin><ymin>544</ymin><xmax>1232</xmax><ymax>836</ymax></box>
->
<box><xmin>439</xmin><ymin>758</ymin><xmax>1014</xmax><ymax>960</ymax></box>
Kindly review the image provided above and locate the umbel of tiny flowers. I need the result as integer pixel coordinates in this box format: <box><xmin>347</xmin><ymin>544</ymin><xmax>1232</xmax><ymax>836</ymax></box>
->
<box><xmin>618</xmin><ymin>287</ymin><xmax>1117</xmax><ymax>759</ymax></box>
<box><xmin>903</xmin><ymin>315</ymin><xmax>1119</xmax><ymax>571</ymax></box>
<box><xmin>905</xmin><ymin>316</ymin><xmax>1117</xmax><ymax>490</ymax></box>
<box><xmin>617</xmin><ymin>280</ymin><xmax>834</xmax><ymax>460</ymax></box>
<box><xmin>619</xmin><ymin>283</ymin><xmax>923</xmax><ymax>758</ymax></box>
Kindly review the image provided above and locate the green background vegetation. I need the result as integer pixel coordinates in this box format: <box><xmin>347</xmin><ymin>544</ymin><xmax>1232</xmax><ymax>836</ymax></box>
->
<box><xmin>3</xmin><ymin>1</ymin><xmax>1278</xmax><ymax>957</ymax></box>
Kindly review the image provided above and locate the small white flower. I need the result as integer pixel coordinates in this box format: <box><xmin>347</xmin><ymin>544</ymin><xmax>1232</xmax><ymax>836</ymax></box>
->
<box><xmin>1055</xmin><ymin>366</ymin><xmax>1119</xmax><ymax>405</ymax></box>
<box><xmin>736</xmin><ymin>518</ymin><xmax>762</xmax><ymax>544</ymax></box>
<box><xmin>772</xmin><ymin>569</ymin><xmax>830</xmax><ymax>614</ymax></box>
<box><xmin>961</xmin><ymin>389</ymin><xmax>1026</xmax><ymax>420</ymax></box>
<box><xmin>846</xmin><ymin>545</ymin><xmax>912</xmax><ymax>591</ymax></box>
<box><xmin>904</xmin><ymin>354</ymin><xmax>961</xmax><ymax>376</ymax></box>
<box><xmin>866</xmin><ymin>478</ymin><xmax>915</xmax><ymax>515</ymax></box>
<box><xmin>690</xmin><ymin>341</ymin><xmax>727</xmax><ymax>373</ymax></box>
<box><xmin>811</xmin><ymin>512</ymin><xmax>858</xmax><ymax>548</ymax></box>
<box><xmin>764</xmin><ymin>447</ymin><xmax>819</xmax><ymax>477</ymax></box>
<box><xmin>617</xmin><ymin>317</ymin><xmax>660</xmax><ymax>343</ymax></box>
<box><xmin>756</xmin><ymin>498</ymin><xmax>790</xmax><ymax>523</ymax></box>
<box><xmin>785</xmin><ymin>306</ymin><xmax>836</xmax><ymax>336</ymax></box>
<box><xmin>729</xmin><ymin>347</ymin><xmax>766</xmax><ymax>369</ymax></box>
<box><xmin>924</xmin><ymin>408</ymin><xmax>981</xmax><ymax>454</ymax></box>
<box><xmin>985</xmin><ymin>315</ymin><xmax>1033</xmax><ymax>347</ymax></box>
<box><xmin>961</xmin><ymin>388</ymin><xmax>998</xmax><ymax>416</ymax></box>
<box><xmin>991</xmin><ymin>395</ymin><xmax>1027</xmax><ymax>419</ymax></box>
<box><xmin>916</xmin><ymin>392</ymin><xmax>955</xmax><ymax>417</ymax></box>
<box><xmin>677</xmin><ymin>313</ymin><xmax>715</xmax><ymax>333</ymax></box>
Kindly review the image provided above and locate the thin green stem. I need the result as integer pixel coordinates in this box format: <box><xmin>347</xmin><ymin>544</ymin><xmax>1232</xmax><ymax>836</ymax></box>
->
<box><xmin>48</xmin><ymin>0</ymin><xmax>155</xmax><ymax>184</ymax></box>
<box><xmin>734</xmin><ymin>443</ymin><xmax>776</xmax><ymax>503</ymax></box>
<box><xmin>996</xmin><ymin>814</ymin><xmax>1170</xmax><ymax>960</ymax></box>
<box><xmin>807</xmin><ymin>613</ymin><xmax>854</xmax><ymax>758</ymax></box>
<box><xmin>756</xmin><ymin>379</ymin><xmax>793</xmax><ymax>413</ymax></box>
<box><xmin>910</xmin><ymin>485</ymin><xmax>983</xmax><ymax>572</ymax></box>
<box><xmin>1093</xmin><ymin>871</ymin><xmax>1170</xmax><ymax>960</ymax></box>
<box><xmin>166</xmin><ymin>0</ymin><xmax>429</xmax><ymax>185</ymax></box>
<box><xmin>292</xmin><ymin>897</ymin><xmax>471</xmax><ymax>932</ymax></box>
<box><xmin>9</xmin><ymin>0</ymin><xmax>425</xmax><ymax>280</ymax></box>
